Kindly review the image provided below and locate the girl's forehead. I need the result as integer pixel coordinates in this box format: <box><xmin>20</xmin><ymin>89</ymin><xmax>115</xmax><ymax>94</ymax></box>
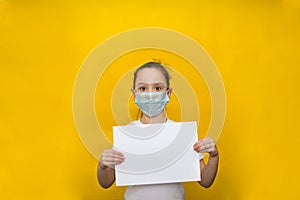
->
<box><xmin>135</xmin><ymin>68</ymin><xmax>166</xmax><ymax>84</ymax></box>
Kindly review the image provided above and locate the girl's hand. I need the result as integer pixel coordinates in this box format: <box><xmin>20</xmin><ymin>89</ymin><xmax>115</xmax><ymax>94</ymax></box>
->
<box><xmin>99</xmin><ymin>149</ymin><xmax>125</xmax><ymax>169</ymax></box>
<box><xmin>193</xmin><ymin>137</ymin><xmax>218</xmax><ymax>157</ymax></box>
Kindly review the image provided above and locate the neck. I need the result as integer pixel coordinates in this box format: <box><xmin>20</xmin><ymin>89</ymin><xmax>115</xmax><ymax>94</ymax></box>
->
<box><xmin>140</xmin><ymin>112</ymin><xmax>167</xmax><ymax>124</ymax></box>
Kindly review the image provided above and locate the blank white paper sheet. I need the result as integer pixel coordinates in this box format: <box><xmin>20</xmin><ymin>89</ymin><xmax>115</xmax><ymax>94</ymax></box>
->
<box><xmin>113</xmin><ymin>121</ymin><xmax>201</xmax><ymax>186</ymax></box>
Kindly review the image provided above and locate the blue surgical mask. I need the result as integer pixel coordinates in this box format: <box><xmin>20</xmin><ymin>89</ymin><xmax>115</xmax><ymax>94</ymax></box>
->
<box><xmin>134</xmin><ymin>91</ymin><xmax>170</xmax><ymax>117</ymax></box>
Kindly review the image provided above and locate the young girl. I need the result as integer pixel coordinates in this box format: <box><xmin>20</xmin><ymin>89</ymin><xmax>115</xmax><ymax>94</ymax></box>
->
<box><xmin>97</xmin><ymin>62</ymin><xmax>219</xmax><ymax>200</ymax></box>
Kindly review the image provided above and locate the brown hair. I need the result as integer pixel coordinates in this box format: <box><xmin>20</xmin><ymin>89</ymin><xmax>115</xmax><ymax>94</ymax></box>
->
<box><xmin>133</xmin><ymin>61</ymin><xmax>171</xmax><ymax>89</ymax></box>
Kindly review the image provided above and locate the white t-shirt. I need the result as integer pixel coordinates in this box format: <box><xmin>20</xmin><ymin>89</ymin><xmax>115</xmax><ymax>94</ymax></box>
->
<box><xmin>124</xmin><ymin>119</ymin><xmax>203</xmax><ymax>200</ymax></box>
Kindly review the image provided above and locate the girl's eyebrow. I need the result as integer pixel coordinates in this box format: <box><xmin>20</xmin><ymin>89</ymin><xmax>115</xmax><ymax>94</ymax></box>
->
<box><xmin>136</xmin><ymin>82</ymin><xmax>165</xmax><ymax>86</ymax></box>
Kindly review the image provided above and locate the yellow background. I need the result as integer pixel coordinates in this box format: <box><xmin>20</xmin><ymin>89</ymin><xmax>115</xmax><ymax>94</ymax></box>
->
<box><xmin>1</xmin><ymin>0</ymin><xmax>300</xmax><ymax>199</ymax></box>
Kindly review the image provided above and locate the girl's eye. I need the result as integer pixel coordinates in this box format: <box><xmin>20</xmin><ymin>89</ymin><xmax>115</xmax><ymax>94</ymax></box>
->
<box><xmin>138</xmin><ymin>87</ymin><xmax>146</xmax><ymax>91</ymax></box>
<box><xmin>155</xmin><ymin>87</ymin><xmax>162</xmax><ymax>91</ymax></box>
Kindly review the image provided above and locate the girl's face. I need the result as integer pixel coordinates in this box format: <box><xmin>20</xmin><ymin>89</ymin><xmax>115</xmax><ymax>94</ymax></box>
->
<box><xmin>133</xmin><ymin>68</ymin><xmax>171</xmax><ymax>95</ymax></box>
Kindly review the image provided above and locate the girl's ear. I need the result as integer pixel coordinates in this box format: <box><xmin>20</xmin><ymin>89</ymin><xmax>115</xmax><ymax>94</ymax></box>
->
<box><xmin>167</xmin><ymin>88</ymin><xmax>173</xmax><ymax>98</ymax></box>
<box><xmin>131</xmin><ymin>88</ymin><xmax>136</xmax><ymax>97</ymax></box>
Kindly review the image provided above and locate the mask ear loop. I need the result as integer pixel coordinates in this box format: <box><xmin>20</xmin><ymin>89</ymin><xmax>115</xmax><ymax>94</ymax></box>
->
<box><xmin>164</xmin><ymin>88</ymin><xmax>170</xmax><ymax>121</ymax></box>
<box><xmin>132</xmin><ymin>88</ymin><xmax>143</xmax><ymax>120</ymax></box>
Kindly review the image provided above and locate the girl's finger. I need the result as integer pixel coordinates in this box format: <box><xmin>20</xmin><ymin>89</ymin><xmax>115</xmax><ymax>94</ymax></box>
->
<box><xmin>102</xmin><ymin>156</ymin><xmax>124</xmax><ymax>163</ymax></box>
<box><xmin>102</xmin><ymin>151</ymin><xmax>125</xmax><ymax>159</ymax></box>
<box><xmin>103</xmin><ymin>159</ymin><xmax>125</xmax><ymax>167</ymax></box>
<box><xmin>111</xmin><ymin>149</ymin><xmax>125</xmax><ymax>157</ymax></box>
<box><xmin>199</xmin><ymin>143</ymin><xmax>213</xmax><ymax>150</ymax></box>
<box><xmin>194</xmin><ymin>147</ymin><xmax>201</xmax><ymax>153</ymax></box>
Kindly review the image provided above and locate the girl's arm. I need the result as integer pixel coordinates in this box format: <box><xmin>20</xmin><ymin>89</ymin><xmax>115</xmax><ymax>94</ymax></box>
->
<box><xmin>97</xmin><ymin>161</ymin><xmax>116</xmax><ymax>189</ymax></box>
<box><xmin>193</xmin><ymin>138</ymin><xmax>219</xmax><ymax>188</ymax></box>
<box><xmin>97</xmin><ymin>149</ymin><xmax>124</xmax><ymax>189</ymax></box>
